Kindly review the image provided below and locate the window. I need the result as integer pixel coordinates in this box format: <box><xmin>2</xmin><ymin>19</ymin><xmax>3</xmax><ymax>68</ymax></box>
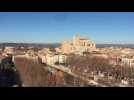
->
<box><xmin>83</xmin><ymin>42</ymin><xmax>86</xmax><ymax>46</ymax></box>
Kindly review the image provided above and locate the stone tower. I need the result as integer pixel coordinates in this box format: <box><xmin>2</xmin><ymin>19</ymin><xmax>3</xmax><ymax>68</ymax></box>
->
<box><xmin>73</xmin><ymin>34</ymin><xmax>80</xmax><ymax>46</ymax></box>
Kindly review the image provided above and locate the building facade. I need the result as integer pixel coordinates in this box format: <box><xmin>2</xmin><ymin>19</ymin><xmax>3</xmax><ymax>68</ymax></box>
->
<box><xmin>57</xmin><ymin>35</ymin><xmax>96</xmax><ymax>55</ymax></box>
<box><xmin>38</xmin><ymin>48</ymin><xmax>67</xmax><ymax>65</ymax></box>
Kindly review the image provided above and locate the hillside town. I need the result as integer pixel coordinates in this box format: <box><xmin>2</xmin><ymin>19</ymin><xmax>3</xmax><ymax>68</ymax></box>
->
<box><xmin>1</xmin><ymin>35</ymin><xmax>134</xmax><ymax>87</ymax></box>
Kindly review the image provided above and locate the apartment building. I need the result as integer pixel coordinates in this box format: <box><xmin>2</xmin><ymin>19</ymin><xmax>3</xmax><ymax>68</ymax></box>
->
<box><xmin>38</xmin><ymin>48</ymin><xmax>67</xmax><ymax>65</ymax></box>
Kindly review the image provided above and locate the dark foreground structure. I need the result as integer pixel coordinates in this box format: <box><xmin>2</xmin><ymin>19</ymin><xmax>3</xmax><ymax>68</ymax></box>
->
<box><xmin>0</xmin><ymin>56</ymin><xmax>22</xmax><ymax>87</ymax></box>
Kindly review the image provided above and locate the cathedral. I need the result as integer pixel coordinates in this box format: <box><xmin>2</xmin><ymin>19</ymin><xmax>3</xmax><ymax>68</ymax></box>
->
<box><xmin>56</xmin><ymin>34</ymin><xmax>96</xmax><ymax>55</ymax></box>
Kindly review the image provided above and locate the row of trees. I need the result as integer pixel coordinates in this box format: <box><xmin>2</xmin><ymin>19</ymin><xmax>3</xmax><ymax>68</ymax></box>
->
<box><xmin>14</xmin><ymin>57</ymin><xmax>49</xmax><ymax>86</ymax></box>
<box><xmin>66</xmin><ymin>55</ymin><xmax>112</xmax><ymax>74</ymax></box>
<box><xmin>13</xmin><ymin>53</ymin><xmax>134</xmax><ymax>86</ymax></box>
<box><xmin>66</xmin><ymin>54</ymin><xmax>134</xmax><ymax>86</ymax></box>
<box><xmin>14</xmin><ymin>56</ymin><xmax>87</xmax><ymax>87</ymax></box>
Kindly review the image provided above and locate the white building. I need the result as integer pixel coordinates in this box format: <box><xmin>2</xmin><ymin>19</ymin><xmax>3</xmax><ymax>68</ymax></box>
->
<box><xmin>39</xmin><ymin>52</ymin><xmax>67</xmax><ymax>65</ymax></box>
<box><xmin>59</xmin><ymin>54</ymin><xmax>67</xmax><ymax>64</ymax></box>
<box><xmin>4</xmin><ymin>46</ymin><xmax>15</xmax><ymax>55</ymax></box>
<box><xmin>121</xmin><ymin>58</ymin><xmax>134</xmax><ymax>67</ymax></box>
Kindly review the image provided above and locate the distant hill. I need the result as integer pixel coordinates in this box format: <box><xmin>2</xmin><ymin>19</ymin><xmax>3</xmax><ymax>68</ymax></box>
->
<box><xmin>96</xmin><ymin>44</ymin><xmax>134</xmax><ymax>48</ymax></box>
<box><xmin>0</xmin><ymin>43</ymin><xmax>61</xmax><ymax>49</ymax></box>
<box><xmin>0</xmin><ymin>43</ymin><xmax>134</xmax><ymax>49</ymax></box>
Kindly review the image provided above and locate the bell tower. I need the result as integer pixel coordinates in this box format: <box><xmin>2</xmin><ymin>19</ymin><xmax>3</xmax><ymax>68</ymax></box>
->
<box><xmin>73</xmin><ymin>34</ymin><xmax>80</xmax><ymax>46</ymax></box>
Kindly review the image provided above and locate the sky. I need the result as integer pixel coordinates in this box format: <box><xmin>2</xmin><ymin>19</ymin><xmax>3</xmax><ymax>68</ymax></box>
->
<box><xmin>0</xmin><ymin>12</ymin><xmax>134</xmax><ymax>44</ymax></box>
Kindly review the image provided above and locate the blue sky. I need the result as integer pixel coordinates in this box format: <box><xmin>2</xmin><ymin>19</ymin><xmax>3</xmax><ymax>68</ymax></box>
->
<box><xmin>0</xmin><ymin>12</ymin><xmax>134</xmax><ymax>44</ymax></box>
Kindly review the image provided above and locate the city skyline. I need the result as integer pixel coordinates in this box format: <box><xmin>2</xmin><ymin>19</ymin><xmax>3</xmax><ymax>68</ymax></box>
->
<box><xmin>0</xmin><ymin>12</ymin><xmax>134</xmax><ymax>44</ymax></box>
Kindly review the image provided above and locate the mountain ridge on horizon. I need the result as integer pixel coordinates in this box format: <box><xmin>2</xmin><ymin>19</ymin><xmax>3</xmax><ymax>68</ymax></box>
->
<box><xmin>0</xmin><ymin>43</ymin><xmax>134</xmax><ymax>49</ymax></box>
